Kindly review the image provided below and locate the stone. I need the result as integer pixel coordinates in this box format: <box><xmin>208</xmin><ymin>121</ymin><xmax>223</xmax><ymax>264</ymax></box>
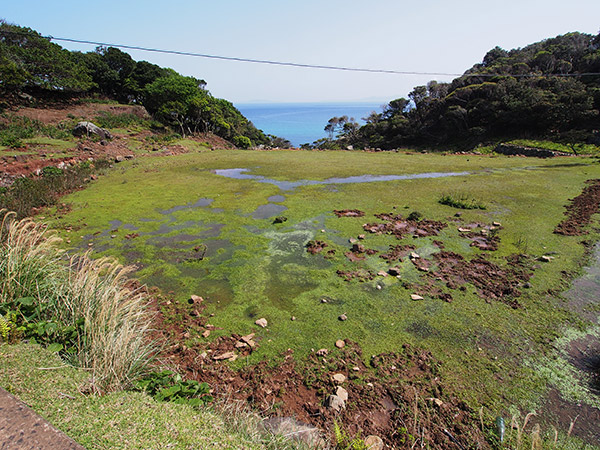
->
<box><xmin>411</xmin><ymin>294</ymin><xmax>424</xmax><ymax>301</ymax></box>
<box><xmin>338</xmin><ymin>313</ymin><xmax>347</xmax><ymax>321</ymax></box>
<box><xmin>377</xmin><ymin>271</ymin><xmax>388</xmax><ymax>277</ymax></box>
<box><xmin>114</xmin><ymin>155</ymin><xmax>125</xmax><ymax>163</ymax></box>
<box><xmin>335</xmin><ymin>339</ymin><xmax>345</xmax><ymax>349</ymax></box>
<box><xmin>189</xmin><ymin>294</ymin><xmax>203</xmax><ymax>304</ymax></box>
<box><xmin>202</xmin><ymin>330</ymin><xmax>211</xmax><ymax>338</ymax></box>
<box><xmin>336</xmin><ymin>386</ymin><xmax>348</xmax><ymax>401</ymax></box>
<box><xmin>255</xmin><ymin>318</ymin><xmax>268</xmax><ymax>328</ymax></box>
<box><xmin>409</xmin><ymin>252</ymin><xmax>420</xmax><ymax>259</ymax></box>
<box><xmin>261</xmin><ymin>417</ymin><xmax>324</xmax><ymax>447</ymax></box>
<box><xmin>364</xmin><ymin>435</ymin><xmax>384</xmax><ymax>450</ymax></box>
<box><xmin>493</xmin><ymin>221</ymin><xmax>502</xmax><ymax>227</ymax></box>
<box><xmin>458</xmin><ymin>227</ymin><xmax>471</xmax><ymax>232</ymax></box>
<box><xmin>235</xmin><ymin>341</ymin><xmax>247</xmax><ymax>348</ymax></box>
<box><xmin>273</xmin><ymin>216</ymin><xmax>287</xmax><ymax>224</ymax></box>
<box><xmin>316</xmin><ymin>348</ymin><xmax>329</xmax><ymax>356</ymax></box>
<box><xmin>291</xmin><ymin>316</ymin><xmax>296</xmax><ymax>321</ymax></box>
<box><xmin>321</xmin><ymin>298</ymin><xmax>328</xmax><ymax>303</ymax></box>
<box><xmin>326</xmin><ymin>394</ymin><xmax>345</xmax><ymax>411</ymax></box>
<box><xmin>332</xmin><ymin>373</ymin><xmax>346</xmax><ymax>383</ymax></box>
<box><xmin>349</xmin><ymin>238</ymin><xmax>357</xmax><ymax>244</ymax></box>
<box><xmin>388</xmin><ymin>267</ymin><xmax>401</xmax><ymax>276</ymax></box>
<box><xmin>426</xmin><ymin>397</ymin><xmax>444</xmax><ymax>407</ymax></box>
<box><xmin>376</xmin><ymin>285</ymin><xmax>382</xmax><ymax>290</ymax></box>
<box><xmin>72</xmin><ymin>121</ymin><xmax>112</xmax><ymax>140</ymax></box>
<box><xmin>358</xmin><ymin>234</ymin><xmax>366</xmax><ymax>239</ymax></box>
<box><xmin>539</xmin><ymin>255</ymin><xmax>553</xmax><ymax>262</ymax></box>
<box><xmin>352</xmin><ymin>366</ymin><xmax>360</xmax><ymax>371</ymax></box>
<box><xmin>240</xmin><ymin>333</ymin><xmax>255</xmax><ymax>344</ymax></box>
<box><xmin>213</xmin><ymin>351</ymin><xmax>236</xmax><ymax>361</ymax></box>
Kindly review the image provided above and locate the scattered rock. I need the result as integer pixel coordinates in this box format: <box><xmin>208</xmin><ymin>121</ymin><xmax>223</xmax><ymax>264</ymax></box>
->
<box><xmin>364</xmin><ymin>435</ymin><xmax>384</xmax><ymax>450</ymax></box>
<box><xmin>114</xmin><ymin>155</ymin><xmax>125</xmax><ymax>163</ymax></box>
<box><xmin>326</xmin><ymin>394</ymin><xmax>345</xmax><ymax>412</ymax></box>
<box><xmin>349</xmin><ymin>237</ymin><xmax>358</xmax><ymax>244</ymax></box>
<box><xmin>492</xmin><ymin>221</ymin><xmax>502</xmax><ymax>227</ymax></box>
<box><xmin>336</xmin><ymin>386</ymin><xmax>348</xmax><ymax>401</ymax></box>
<box><xmin>539</xmin><ymin>255</ymin><xmax>553</xmax><ymax>262</ymax></box>
<box><xmin>332</xmin><ymin>373</ymin><xmax>346</xmax><ymax>383</ymax></box>
<box><xmin>358</xmin><ymin>234</ymin><xmax>366</xmax><ymax>239</ymax></box>
<box><xmin>255</xmin><ymin>318</ymin><xmax>268</xmax><ymax>328</ymax></box>
<box><xmin>321</xmin><ymin>298</ymin><xmax>328</xmax><ymax>303</ymax></box>
<box><xmin>335</xmin><ymin>339</ymin><xmax>345</xmax><ymax>349</ymax></box>
<box><xmin>202</xmin><ymin>330</ymin><xmax>211</xmax><ymax>338</ymax></box>
<box><xmin>377</xmin><ymin>271</ymin><xmax>388</xmax><ymax>277</ymax></box>
<box><xmin>316</xmin><ymin>348</ymin><xmax>329</xmax><ymax>356</ymax></box>
<box><xmin>334</xmin><ymin>209</ymin><xmax>365</xmax><ymax>217</ymax></box>
<box><xmin>338</xmin><ymin>313</ymin><xmax>348</xmax><ymax>321</ymax></box>
<box><xmin>411</xmin><ymin>294</ymin><xmax>424</xmax><ymax>301</ymax></box>
<box><xmin>409</xmin><ymin>252</ymin><xmax>420</xmax><ymax>259</ymax></box>
<box><xmin>273</xmin><ymin>216</ymin><xmax>287</xmax><ymax>224</ymax></box>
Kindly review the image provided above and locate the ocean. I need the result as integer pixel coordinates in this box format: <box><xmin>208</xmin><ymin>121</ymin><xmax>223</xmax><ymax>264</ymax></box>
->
<box><xmin>236</xmin><ymin>102</ymin><xmax>384</xmax><ymax>147</ymax></box>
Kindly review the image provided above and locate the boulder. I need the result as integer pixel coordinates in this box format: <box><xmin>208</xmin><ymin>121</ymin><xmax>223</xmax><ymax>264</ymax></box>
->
<box><xmin>336</xmin><ymin>386</ymin><xmax>348</xmax><ymax>401</ymax></box>
<box><xmin>72</xmin><ymin>122</ymin><xmax>112</xmax><ymax>140</ymax></box>
<box><xmin>326</xmin><ymin>394</ymin><xmax>345</xmax><ymax>412</ymax></box>
<box><xmin>332</xmin><ymin>373</ymin><xmax>346</xmax><ymax>383</ymax></box>
<box><xmin>255</xmin><ymin>318</ymin><xmax>268</xmax><ymax>328</ymax></box>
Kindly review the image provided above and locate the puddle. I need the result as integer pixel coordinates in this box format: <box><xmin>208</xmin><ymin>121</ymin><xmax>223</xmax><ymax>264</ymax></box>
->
<box><xmin>159</xmin><ymin>198</ymin><xmax>214</xmax><ymax>215</ymax></box>
<box><xmin>214</xmin><ymin>168</ymin><xmax>471</xmax><ymax>191</ymax></box>
<box><xmin>252</xmin><ymin>203</ymin><xmax>288</xmax><ymax>219</ymax></box>
<box><xmin>268</xmin><ymin>195</ymin><xmax>286</xmax><ymax>203</ymax></box>
<box><xmin>563</xmin><ymin>243</ymin><xmax>600</xmax><ymax>322</ymax></box>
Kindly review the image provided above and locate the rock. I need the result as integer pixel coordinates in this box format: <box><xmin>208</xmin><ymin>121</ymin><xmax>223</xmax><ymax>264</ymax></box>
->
<box><xmin>273</xmin><ymin>216</ymin><xmax>287</xmax><ymax>224</ymax></box>
<box><xmin>291</xmin><ymin>316</ymin><xmax>296</xmax><ymax>321</ymax></box>
<box><xmin>213</xmin><ymin>351</ymin><xmax>236</xmax><ymax>361</ymax></box>
<box><xmin>352</xmin><ymin>366</ymin><xmax>360</xmax><ymax>371</ymax></box>
<box><xmin>316</xmin><ymin>348</ymin><xmax>329</xmax><ymax>356</ymax></box>
<box><xmin>426</xmin><ymin>397</ymin><xmax>444</xmax><ymax>407</ymax></box>
<box><xmin>189</xmin><ymin>294</ymin><xmax>203</xmax><ymax>304</ymax></box>
<box><xmin>409</xmin><ymin>252</ymin><xmax>420</xmax><ymax>259</ymax></box>
<box><xmin>493</xmin><ymin>221</ymin><xmax>502</xmax><ymax>227</ymax></box>
<box><xmin>72</xmin><ymin>121</ymin><xmax>112</xmax><ymax>140</ymax></box>
<box><xmin>114</xmin><ymin>155</ymin><xmax>125</xmax><ymax>163</ymax></box>
<box><xmin>202</xmin><ymin>330</ymin><xmax>211</xmax><ymax>338</ymax></box>
<box><xmin>338</xmin><ymin>313</ymin><xmax>347</xmax><ymax>321</ymax></box>
<box><xmin>377</xmin><ymin>271</ymin><xmax>388</xmax><ymax>277</ymax></box>
<box><xmin>364</xmin><ymin>435</ymin><xmax>384</xmax><ymax>450</ymax></box>
<box><xmin>349</xmin><ymin>238</ymin><xmax>357</xmax><ymax>244</ymax></box>
<box><xmin>332</xmin><ymin>373</ymin><xmax>346</xmax><ymax>383</ymax></box>
<box><xmin>411</xmin><ymin>294</ymin><xmax>424</xmax><ymax>301</ymax></box>
<box><xmin>235</xmin><ymin>341</ymin><xmax>247</xmax><ymax>348</ymax></box>
<box><xmin>261</xmin><ymin>417</ymin><xmax>324</xmax><ymax>447</ymax></box>
<box><xmin>321</xmin><ymin>298</ymin><xmax>328</xmax><ymax>303</ymax></box>
<box><xmin>240</xmin><ymin>333</ymin><xmax>255</xmax><ymax>344</ymax></box>
<box><xmin>326</xmin><ymin>394</ymin><xmax>345</xmax><ymax>411</ymax></box>
<box><xmin>523</xmin><ymin>282</ymin><xmax>532</xmax><ymax>289</ymax></box>
<box><xmin>458</xmin><ymin>227</ymin><xmax>470</xmax><ymax>232</ymax></box>
<box><xmin>124</xmin><ymin>154</ymin><xmax>134</xmax><ymax>160</ymax></box>
<box><xmin>335</xmin><ymin>339</ymin><xmax>345</xmax><ymax>349</ymax></box>
<box><xmin>376</xmin><ymin>285</ymin><xmax>382</xmax><ymax>290</ymax></box>
<box><xmin>388</xmin><ymin>267</ymin><xmax>401</xmax><ymax>276</ymax></box>
<box><xmin>358</xmin><ymin>234</ymin><xmax>366</xmax><ymax>239</ymax></box>
<box><xmin>336</xmin><ymin>386</ymin><xmax>348</xmax><ymax>401</ymax></box>
<box><xmin>255</xmin><ymin>318</ymin><xmax>268</xmax><ymax>328</ymax></box>
<box><xmin>539</xmin><ymin>255</ymin><xmax>553</xmax><ymax>262</ymax></box>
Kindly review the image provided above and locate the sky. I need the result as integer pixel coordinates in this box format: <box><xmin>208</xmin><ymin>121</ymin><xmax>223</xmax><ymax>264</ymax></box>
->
<box><xmin>2</xmin><ymin>0</ymin><xmax>600</xmax><ymax>104</ymax></box>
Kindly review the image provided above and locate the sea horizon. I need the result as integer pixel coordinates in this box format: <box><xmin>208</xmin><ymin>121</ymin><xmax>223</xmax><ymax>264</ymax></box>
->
<box><xmin>236</xmin><ymin>101</ymin><xmax>386</xmax><ymax>147</ymax></box>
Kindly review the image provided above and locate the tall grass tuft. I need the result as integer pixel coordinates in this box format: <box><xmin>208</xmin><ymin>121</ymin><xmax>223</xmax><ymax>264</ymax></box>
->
<box><xmin>0</xmin><ymin>210</ymin><xmax>155</xmax><ymax>393</ymax></box>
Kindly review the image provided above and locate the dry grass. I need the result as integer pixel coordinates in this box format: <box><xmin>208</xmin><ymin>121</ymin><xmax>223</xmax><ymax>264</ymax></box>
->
<box><xmin>0</xmin><ymin>210</ymin><xmax>155</xmax><ymax>392</ymax></box>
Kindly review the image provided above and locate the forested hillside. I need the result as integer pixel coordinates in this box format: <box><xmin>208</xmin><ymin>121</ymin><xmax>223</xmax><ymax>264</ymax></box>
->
<box><xmin>332</xmin><ymin>32</ymin><xmax>600</xmax><ymax>150</ymax></box>
<box><xmin>0</xmin><ymin>21</ymin><xmax>268</xmax><ymax>147</ymax></box>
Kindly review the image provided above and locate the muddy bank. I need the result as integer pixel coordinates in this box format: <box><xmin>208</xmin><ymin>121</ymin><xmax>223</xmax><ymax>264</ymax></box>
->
<box><xmin>554</xmin><ymin>179</ymin><xmax>600</xmax><ymax>236</ymax></box>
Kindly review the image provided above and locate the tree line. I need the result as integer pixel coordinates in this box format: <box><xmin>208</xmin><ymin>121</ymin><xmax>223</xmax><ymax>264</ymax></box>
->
<box><xmin>0</xmin><ymin>21</ymin><xmax>269</xmax><ymax>148</ymax></box>
<box><xmin>318</xmin><ymin>31</ymin><xmax>600</xmax><ymax>150</ymax></box>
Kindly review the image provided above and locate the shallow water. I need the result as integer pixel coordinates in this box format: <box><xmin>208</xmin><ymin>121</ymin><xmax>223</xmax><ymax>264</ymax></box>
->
<box><xmin>214</xmin><ymin>168</ymin><xmax>471</xmax><ymax>190</ymax></box>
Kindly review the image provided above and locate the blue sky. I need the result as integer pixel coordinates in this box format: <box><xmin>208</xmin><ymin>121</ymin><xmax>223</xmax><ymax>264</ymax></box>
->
<box><xmin>3</xmin><ymin>0</ymin><xmax>600</xmax><ymax>104</ymax></box>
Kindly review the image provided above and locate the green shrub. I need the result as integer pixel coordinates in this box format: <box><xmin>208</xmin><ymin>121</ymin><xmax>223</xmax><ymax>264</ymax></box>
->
<box><xmin>233</xmin><ymin>135</ymin><xmax>252</xmax><ymax>149</ymax></box>
<box><xmin>135</xmin><ymin>370</ymin><xmax>213</xmax><ymax>407</ymax></box>
<box><xmin>439</xmin><ymin>192</ymin><xmax>486</xmax><ymax>210</ymax></box>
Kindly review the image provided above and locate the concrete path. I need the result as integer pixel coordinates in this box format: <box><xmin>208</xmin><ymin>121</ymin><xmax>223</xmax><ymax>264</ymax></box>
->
<box><xmin>0</xmin><ymin>387</ymin><xmax>84</xmax><ymax>449</ymax></box>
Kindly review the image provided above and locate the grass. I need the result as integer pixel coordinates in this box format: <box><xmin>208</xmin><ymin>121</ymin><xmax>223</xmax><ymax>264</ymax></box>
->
<box><xmin>0</xmin><ymin>343</ymin><xmax>313</xmax><ymax>450</ymax></box>
<box><xmin>0</xmin><ymin>211</ymin><xmax>155</xmax><ymax>393</ymax></box>
<box><xmin>505</xmin><ymin>139</ymin><xmax>600</xmax><ymax>155</ymax></box>
<box><xmin>40</xmin><ymin>149</ymin><xmax>600</xmax><ymax>446</ymax></box>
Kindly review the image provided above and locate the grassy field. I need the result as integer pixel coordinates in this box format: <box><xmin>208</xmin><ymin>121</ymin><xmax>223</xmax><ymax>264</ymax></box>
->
<box><xmin>47</xmin><ymin>149</ymin><xmax>600</xmax><ymax>428</ymax></box>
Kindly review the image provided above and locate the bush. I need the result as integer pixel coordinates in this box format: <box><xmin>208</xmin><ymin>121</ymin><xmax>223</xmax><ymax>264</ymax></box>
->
<box><xmin>439</xmin><ymin>192</ymin><xmax>486</xmax><ymax>210</ymax></box>
<box><xmin>0</xmin><ymin>211</ymin><xmax>155</xmax><ymax>392</ymax></box>
<box><xmin>233</xmin><ymin>135</ymin><xmax>252</xmax><ymax>149</ymax></box>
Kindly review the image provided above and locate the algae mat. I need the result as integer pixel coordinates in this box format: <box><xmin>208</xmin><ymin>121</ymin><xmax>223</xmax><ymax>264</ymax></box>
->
<box><xmin>50</xmin><ymin>150</ymin><xmax>600</xmax><ymax>409</ymax></box>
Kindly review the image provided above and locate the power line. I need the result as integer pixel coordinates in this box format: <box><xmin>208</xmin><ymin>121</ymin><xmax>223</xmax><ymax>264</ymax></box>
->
<box><xmin>2</xmin><ymin>29</ymin><xmax>600</xmax><ymax>78</ymax></box>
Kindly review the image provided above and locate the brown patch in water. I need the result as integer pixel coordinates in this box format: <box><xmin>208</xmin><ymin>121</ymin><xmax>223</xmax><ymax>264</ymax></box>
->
<box><xmin>363</xmin><ymin>213</ymin><xmax>447</xmax><ymax>239</ymax></box>
<box><xmin>306</xmin><ymin>240</ymin><xmax>328</xmax><ymax>254</ymax></box>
